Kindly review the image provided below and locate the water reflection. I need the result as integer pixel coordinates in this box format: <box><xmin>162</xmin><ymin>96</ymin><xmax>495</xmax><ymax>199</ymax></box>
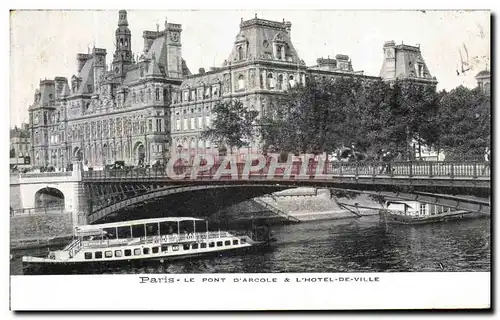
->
<box><xmin>11</xmin><ymin>215</ymin><xmax>490</xmax><ymax>275</ymax></box>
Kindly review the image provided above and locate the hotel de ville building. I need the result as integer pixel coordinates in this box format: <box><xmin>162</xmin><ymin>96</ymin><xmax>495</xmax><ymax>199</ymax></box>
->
<box><xmin>28</xmin><ymin>10</ymin><xmax>437</xmax><ymax>170</ymax></box>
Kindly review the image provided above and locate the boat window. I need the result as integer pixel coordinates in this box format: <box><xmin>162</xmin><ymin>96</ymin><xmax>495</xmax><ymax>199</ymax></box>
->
<box><xmin>146</xmin><ymin>223</ymin><xmax>159</xmax><ymax>237</ymax></box>
<box><xmin>105</xmin><ymin>251</ymin><xmax>113</xmax><ymax>258</ymax></box>
<box><xmin>152</xmin><ymin>247</ymin><xmax>159</xmax><ymax>254</ymax></box>
<box><xmin>240</xmin><ymin>238</ymin><xmax>246</xmax><ymax>244</ymax></box>
<box><xmin>115</xmin><ymin>250</ymin><xmax>122</xmax><ymax>257</ymax></box>
<box><xmin>216</xmin><ymin>241</ymin><xmax>223</xmax><ymax>247</ymax></box>
<box><xmin>183</xmin><ymin>244</ymin><xmax>190</xmax><ymax>250</ymax></box>
<box><xmin>84</xmin><ymin>252</ymin><xmax>92</xmax><ymax>260</ymax></box>
<box><xmin>209</xmin><ymin>242</ymin><xmax>215</xmax><ymax>248</ymax></box>
<box><xmin>172</xmin><ymin>245</ymin><xmax>179</xmax><ymax>251</ymax></box>
<box><xmin>224</xmin><ymin>240</ymin><xmax>231</xmax><ymax>246</ymax></box>
<box><xmin>192</xmin><ymin>243</ymin><xmax>199</xmax><ymax>249</ymax></box>
<box><xmin>132</xmin><ymin>224</ymin><xmax>146</xmax><ymax>238</ymax></box>
<box><xmin>143</xmin><ymin>248</ymin><xmax>150</xmax><ymax>254</ymax></box>
<box><xmin>200</xmin><ymin>243</ymin><xmax>207</xmax><ymax>249</ymax></box>
<box><xmin>161</xmin><ymin>245</ymin><xmax>168</xmax><ymax>252</ymax></box>
<box><xmin>103</xmin><ymin>228</ymin><xmax>117</xmax><ymax>239</ymax></box>
<box><xmin>124</xmin><ymin>249</ymin><xmax>131</xmax><ymax>256</ymax></box>
<box><xmin>134</xmin><ymin>248</ymin><xmax>141</xmax><ymax>255</ymax></box>
<box><xmin>233</xmin><ymin>240</ymin><xmax>239</xmax><ymax>245</ymax></box>
<box><xmin>117</xmin><ymin>226</ymin><xmax>132</xmax><ymax>239</ymax></box>
<box><xmin>95</xmin><ymin>251</ymin><xmax>103</xmax><ymax>259</ymax></box>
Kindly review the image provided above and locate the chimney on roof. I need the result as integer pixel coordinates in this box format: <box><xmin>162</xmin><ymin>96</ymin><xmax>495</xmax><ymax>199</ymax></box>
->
<box><xmin>199</xmin><ymin>68</ymin><xmax>206</xmax><ymax>74</ymax></box>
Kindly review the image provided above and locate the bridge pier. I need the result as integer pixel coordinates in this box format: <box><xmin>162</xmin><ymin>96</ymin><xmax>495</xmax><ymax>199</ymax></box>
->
<box><xmin>70</xmin><ymin>161</ymin><xmax>89</xmax><ymax>226</ymax></box>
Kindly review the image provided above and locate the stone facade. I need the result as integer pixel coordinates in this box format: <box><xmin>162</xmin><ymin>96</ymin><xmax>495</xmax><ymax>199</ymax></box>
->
<box><xmin>10</xmin><ymin>123</ymin><xmax>31</xmax><ymax>159</ymax></box>
<box><xmin>28</xmin><ymin>10</ymin><xmax>437</xmax><ymax>169</ymax></box>
<box><xmin>475</xmin><ymin>70</ymin><xmax>490</xmax><ymax>95</ymax></box>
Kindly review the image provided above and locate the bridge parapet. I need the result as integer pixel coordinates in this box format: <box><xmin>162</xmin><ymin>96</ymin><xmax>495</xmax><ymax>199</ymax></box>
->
<box><xmin>82</xmin><ymin>161</ymin><xmax>491</xmax><ymax>182</ymax></box>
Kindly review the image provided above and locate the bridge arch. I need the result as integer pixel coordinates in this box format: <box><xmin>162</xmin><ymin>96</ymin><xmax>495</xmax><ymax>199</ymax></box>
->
<box><xmin>88</xmin><ymin>184</ymin><xmax>290</xmax><ymax>224</ymax></box>
<box><xmin>34</xmin><ymin>186</ymin><xmax>65</xmax><ymax>208</ymax></box>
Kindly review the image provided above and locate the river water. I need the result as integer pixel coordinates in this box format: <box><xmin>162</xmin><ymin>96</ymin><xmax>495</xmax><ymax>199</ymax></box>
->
<box><xmin>10</xmin><ymin>215</ymin><xmax>490</xmax><ymax>275</ymax></box>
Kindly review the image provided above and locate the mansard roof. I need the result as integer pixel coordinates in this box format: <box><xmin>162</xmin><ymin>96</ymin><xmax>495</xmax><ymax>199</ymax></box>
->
<box><xmin>75</xmin><ymin>57</ymin><xmax>95</xmax><ymax>94</ymax></box>
<box><xmin>226</xmin><ymin>17</ymin><xmax>301</xmax><ymax>64</ymax></box>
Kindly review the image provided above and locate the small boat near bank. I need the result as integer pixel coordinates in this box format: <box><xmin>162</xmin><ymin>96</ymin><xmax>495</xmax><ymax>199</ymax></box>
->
<box><xmin>22</xmin><ymin>217</ymin><xmax>273</xmax><ymax>274</ymax></box>
<box><xmin>379</xmin><ymin>209</ymin><xmax>487</xmax><ymax>225</ymax></box>
<box><xmin>379</xmin><ymin>201</ymin><xmax>488</xmax><ymax>225</ymax></box>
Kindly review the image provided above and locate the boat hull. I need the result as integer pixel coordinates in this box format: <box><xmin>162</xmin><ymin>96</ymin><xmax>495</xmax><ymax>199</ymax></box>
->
<box><xmin>22</xmin><ymin>241</ymin><xmax>272</xmax><ymax>275</ymax></box>
<box><xmin>379</xmin><ymin>209</ymin><xmax>489</xmax><ymax>225</ymax></box>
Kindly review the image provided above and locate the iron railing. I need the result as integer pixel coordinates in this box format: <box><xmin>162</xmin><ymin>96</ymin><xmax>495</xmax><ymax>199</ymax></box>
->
<box><xmin>82</xmin><ymin>161</ymin><xmax>491</xmax><ymax>181</ymax></box>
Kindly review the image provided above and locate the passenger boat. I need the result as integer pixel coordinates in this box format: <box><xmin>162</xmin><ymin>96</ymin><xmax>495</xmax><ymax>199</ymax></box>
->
<box><xmin>22</xmin><ymin>217</ymin><xmax>272</xmax><ymax>274</ymax></box>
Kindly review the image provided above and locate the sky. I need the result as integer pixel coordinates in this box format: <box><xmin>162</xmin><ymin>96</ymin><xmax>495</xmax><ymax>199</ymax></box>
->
<box><xmin>9</xmin><ymin>9</ymin><xmax>490</xmax><ymax>126</ymax></box>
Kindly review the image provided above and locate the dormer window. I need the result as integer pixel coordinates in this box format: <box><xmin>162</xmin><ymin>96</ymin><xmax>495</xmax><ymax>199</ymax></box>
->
<box><xmin>289</xmin><ymin>75</ymin><xmax>296</xmax><ymax>88</ymax></box>
<box><xmin>238</xmin><ymin>46</ymin><xmax>243</xmax><ymax>60</ymax></box>
<box><xmin>418</xmin><ymin>64</ymin><xmax>423</xmax><ymax>77</ymax></box>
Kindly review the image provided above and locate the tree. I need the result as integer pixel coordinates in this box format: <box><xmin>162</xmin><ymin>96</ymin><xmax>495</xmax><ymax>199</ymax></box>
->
<box><xmin>201</xmin><ymin>99</ymin><xmax>259</xmax><ymax>154</ymax></box>
<box><xmin>435</xmin><ymin>86</ymin><xmax>490</xmax><ymax>160</ymax></box>
<box><xmin>260</xmin><ymin>77</ymin><xmax>365</xmax><ymax>157</ymax></box>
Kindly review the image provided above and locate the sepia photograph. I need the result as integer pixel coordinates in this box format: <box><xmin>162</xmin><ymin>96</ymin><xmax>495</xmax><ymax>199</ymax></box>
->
<box><xmin>8</xmin><ymin>6</ymin><xmax>491</xmax><ymax>311</ymax></box>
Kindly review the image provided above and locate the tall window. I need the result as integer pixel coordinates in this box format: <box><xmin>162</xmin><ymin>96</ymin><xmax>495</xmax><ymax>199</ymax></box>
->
<box><xmin>238</xmin><ymin>74</ymin><xmax>245</xmax><ymax>90</ymax></box>
<box><xmin>198</xmin><ymin>116</ymin><xmax>203</xmax><ymax>128</ymax></box>
<box><xmin>176</xmin><ymin>119</ymin><xmax>180</xmax><ymax>131</ymax></box>
<box><xmin>183</xmin><ymin>119</ymin><xmax>188</xmax><ymax>131</ymax></box>
<box><xmin>191</xmin><ymin>118</ymin><xmax>196</xmax><ymax>130</ymax></box>
<box><xmin>156</xmin><ymin>88</ymin><xmax>160</xmax><ymax>101</ymax></box>
<box><xmin>289</xmin><ymin>75</ymin><xmax>295</xmax><ymax>88</ymax></box>
<box><xmin>277</xmin><ymin>74</ymin><xmax>283</xmax><ymax>90</ymax></box>
<box><xmin>156</xmin><ymin>119</ymin><xmax>162</xmax><ymax>132</ymax></box>
<box><xmin>267</xmin><ymin>73</ymin><xmax>275</xmax><ymax>89</ymax></box>
<box><xmin>148</xmin><ymin>120</ymin><xmax>153</xmax><ymax>132</ymax></box>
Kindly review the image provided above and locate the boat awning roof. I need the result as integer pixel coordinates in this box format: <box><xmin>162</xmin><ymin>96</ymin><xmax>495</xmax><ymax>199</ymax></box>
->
<box><xmin>75</xmin><ymin>217</ymin><xmax>204</xmax><ymax>233</ymax></box>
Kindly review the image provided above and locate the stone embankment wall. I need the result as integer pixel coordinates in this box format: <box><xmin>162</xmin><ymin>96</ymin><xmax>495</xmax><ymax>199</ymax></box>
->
<box><xmin>260</xmin><ymin>188</ymin><xmax>383</xmax><ymax>221</ymax></box>
<box><xmin>10</xmin><ymin>213</ymin><xmax>73</xmax><ymax>249</ymax></box>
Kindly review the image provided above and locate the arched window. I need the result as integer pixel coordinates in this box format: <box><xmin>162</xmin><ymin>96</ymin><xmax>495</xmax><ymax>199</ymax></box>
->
<box><xmin>238</xmin><ymin>46</ymin><xmax>243</xmax><ymax>60</ymax></box>
<box><xmin>277</xmin><ymin>74</ymin><xmax>284</xmax><ymax>90</ymax></box>
<box><xmin>238</xmin><ymin>74</ymin><xmax>245</xmax><ymax>90</ymax></box>
<box><xmin>289</xmin><ymin>75</ymin><xmax>295</xmax><ymax>88</ymax></box>
<box><xmin>267</xmin><ymin>73</ymin><xmax>275</xmax><ymax>89</ymax></box>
